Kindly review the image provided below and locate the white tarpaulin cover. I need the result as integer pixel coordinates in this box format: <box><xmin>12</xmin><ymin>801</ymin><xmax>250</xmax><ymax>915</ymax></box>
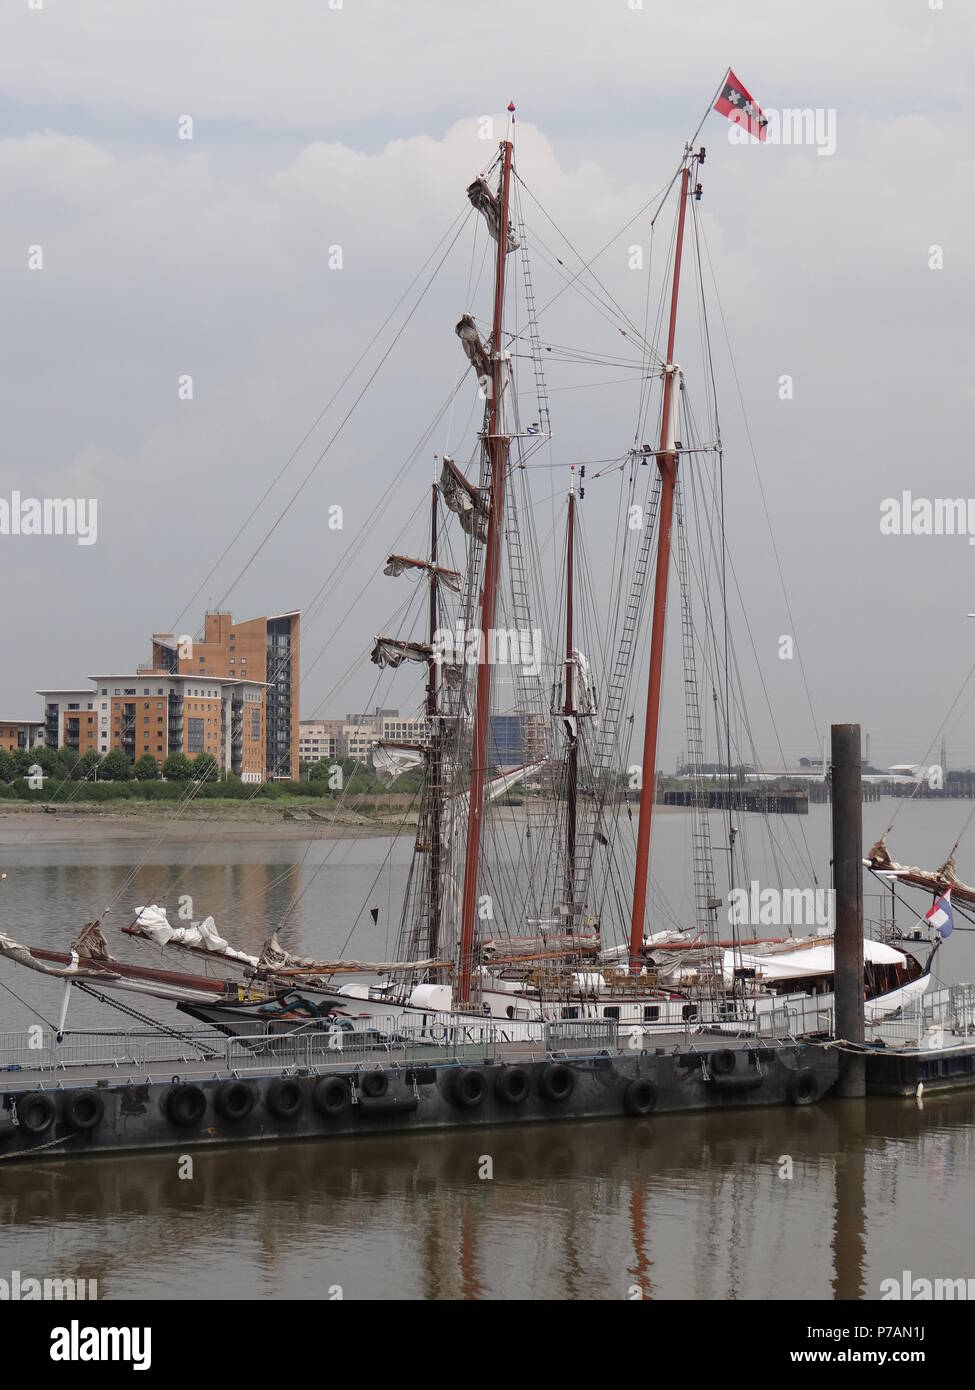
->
<box><xmin>725</xmin><ymin>937</ymin><xmax>907</xmax><ymax>983</ymax></box>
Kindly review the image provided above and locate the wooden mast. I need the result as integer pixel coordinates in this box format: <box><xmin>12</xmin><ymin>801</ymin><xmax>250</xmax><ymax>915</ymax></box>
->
<box><xmin>456</xmin><ymin>129</ymin><xmax>515</xmax><ymax>1005</ymax></box>
<box><xmin>427</xmin><ymin>480</ymin><xmax>442</xmax><ymax>958</ymax></box>
<box><xmin>564</xmin><ymin>485</ymin><xmax>578</xmax><ymax>912</ymax></box>
<box><xmin>628</xmin><ymin>154</ymin><xmax>694</xmax><ymax>972</ymax></box>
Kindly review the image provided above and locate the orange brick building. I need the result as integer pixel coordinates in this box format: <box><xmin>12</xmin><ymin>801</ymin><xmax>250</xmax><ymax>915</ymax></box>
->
<box><xmin>39</xmin><ymin>674</ymin><xmax>266</xmax><ymax>779</ymax></box>
<box><xmin>0</xmin><ymin>718</ymin><xmax>44</xmax><ymax>753</ymax></box>
<box><xmin>150</xmin><ymin>610</ymin><xmax>299</xmax><ymax>780</ymax></box>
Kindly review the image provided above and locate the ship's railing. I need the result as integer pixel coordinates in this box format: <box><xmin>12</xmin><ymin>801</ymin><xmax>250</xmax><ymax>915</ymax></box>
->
<box><xmin>0</xmin><ymin>1014</ymin><xmax>557</xmax><ymax>1077</ymax></box>
<box><xmin>864</xmin><ymin>984</ymin><xmax>975</xmax><ymax>1048</ymax></box>
<box><xmin>0</xmin><ymin>1027</ymin><xmax>231</xmax><ymax>1074</ymax></box>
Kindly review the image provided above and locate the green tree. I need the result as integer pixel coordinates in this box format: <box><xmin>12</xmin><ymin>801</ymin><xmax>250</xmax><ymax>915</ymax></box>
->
<box><xmin>134</xmin><ymin>754</ymin><xmax>160</xmax><ymax>781</ymax></box>
<box><xmin>192</xmin><ymin>752</ymin><xmax>220</xmax><ymax>784</ymax></box>
<box><xmin>32</xmin><ymin>746</ymin><xmax>61</xmax><ymax>777</ymax></box>
<box><xmin>12</xmin><ymin>747</ymin><xmax>34</xmax><ymax>776</ymax></box>
<box><xmin>162</xmin><ymin>752</ymin><xmax>193</xmax><ymax>782</ymax></box>
<box><xmin>73</xmin><ymin>749</ymin><xmax>102</xmax><ymax>782</ymax></box>
<box><xmin>99</xmin><ymin>749</ymin><xmax>133</xmax><ymax>781</ymax></box>
<box><xmin>0</xmin><ymin>749</ymin><xmax>15</xmax><ymax>784</ymax></box>
<box><xmin>56</xmin><ymin>747</ymin><xmax>79</xmax><ymax>777</ymax></box>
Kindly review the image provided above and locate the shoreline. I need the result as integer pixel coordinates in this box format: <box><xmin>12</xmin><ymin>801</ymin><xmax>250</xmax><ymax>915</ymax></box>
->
<box><xmin>0</xmin><ymin>803</ymin><xmax>418</xmax><ymax>842</ymax></box>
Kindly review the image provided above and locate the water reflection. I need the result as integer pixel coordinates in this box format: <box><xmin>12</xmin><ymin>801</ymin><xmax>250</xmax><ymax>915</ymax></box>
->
<box><xmin>4</xmin><ymin>1095</ymin><xmax>975</xmax><ymax>1300</ymax></box>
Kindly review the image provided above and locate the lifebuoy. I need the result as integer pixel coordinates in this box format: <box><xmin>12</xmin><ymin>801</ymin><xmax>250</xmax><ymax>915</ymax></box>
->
<box><xmin>215</xmin><ymin>1081</ymin><xmax>255</xmax><ymax>1124</ymax></box>
<box><xmin>360</xmin><ymin>1071</ymin><xmax>389</xmax><ymax>1099</ymax></box>
<box><xmin>314</xmin><ymin>1076</ymin><xmax>351</xmax><ymax>1118</ymax></box>
<box><xmin>787</xmin><ymin>1069</ymin><xmax>819</xmax><ymax>1107</ymax></box>
<box><xmin>62</xmin><ymin>1090</ymin><xmax>104</xmax><ymax>1133</ymax></box>
<box><xmin>165</xmin><ymin>1083</ymin><xmax>207</xmax><ymax>1128</ymax></box>
<box><xmin>494</xmin><ymin>1066</ymin><xmax>530</xmax><ymax>1106</ymax></box>
<box><xmin>450</xmin><ymin>1068</ymin><xmax>488</xmax><ymax>1109</ymax></box>
<box><xmin>16</xmin><ymin>1093</ymin><xmax>56</xmax><ymax>1136</ymax></box>
<box><xmin>539</xmin><ymin>1063</ymin><xmax>575</xmax><ymax>1103</ymax></box>
<box><xmin>709</xmin><ymin>1049</ymin><xmax>737</xmax><ymax>1077</ymax></box>
<box><xmin>623</xmin><ymin>1079</ymin><xmax>657</xmax><ymax>1116</ymax></box>
<box><xmin>266</xmin><ymin>1078</ymin><xmax>305</xmax><ymax>1121</ymax></box>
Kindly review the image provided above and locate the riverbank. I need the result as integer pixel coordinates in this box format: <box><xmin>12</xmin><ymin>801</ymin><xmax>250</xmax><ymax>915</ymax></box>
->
<box><xmin>0</xmin><ymin>803</ymin><xmax>418</xmax><ymax>841</ymax></box>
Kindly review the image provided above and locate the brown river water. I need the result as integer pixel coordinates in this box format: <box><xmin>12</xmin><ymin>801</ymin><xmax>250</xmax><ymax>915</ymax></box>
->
<box><xmin>1</xmin><ymin>799</ymin><xmax>974</xmax><ymax>1300</ymax></box>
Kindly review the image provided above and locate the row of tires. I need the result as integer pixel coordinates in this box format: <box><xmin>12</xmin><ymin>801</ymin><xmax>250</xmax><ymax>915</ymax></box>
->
<box><xmin>7</xmin><ymin>1062</ymin><xmax>820</xmax><ymax>1140</ymax></box>
<box><xmin>706</xmin><ymin>1050</ymin><xmax>821</xmax><ymax>1106</ymax></box>
<box><xmin>7</xmin><ymin>1065</ymin><xmax>660</xmax><ymax>1139</ymax></box>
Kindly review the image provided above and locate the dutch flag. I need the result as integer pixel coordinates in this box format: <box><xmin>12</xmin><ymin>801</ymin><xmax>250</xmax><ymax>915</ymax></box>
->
<box><xmin>925</xmin><ymin>890</ymin><xmax>954</xmax><ymax>940</ymax></box>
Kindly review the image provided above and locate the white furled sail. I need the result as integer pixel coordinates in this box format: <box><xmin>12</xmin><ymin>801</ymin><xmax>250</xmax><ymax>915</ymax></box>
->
<box><xmin>439</xmin><ymin>455</ymin><xmax>489</xmax><ymax>543</ymax></box>
<box><xmin>372</xmin><ymin>740</ymin><xmax>426</xmax><ymax>784</ymax></box>
<box><xmin>383</xmin><ymin>552</ymin><xmax>461</xmax><ymax>592</ymax></box>
<box><xmin>466</xmin><ymin>176</ymin><xmax>520</xmax><ymax>253</ymax></box>
<box><xmin>455</xmin><ymin>313</ymin><xmax>491</xmax><ymax>380</ymax></box>
<box><xmin>370</xmin><ymin>637</ymin><xmax>433</xmax><ymax>668</ymax></box>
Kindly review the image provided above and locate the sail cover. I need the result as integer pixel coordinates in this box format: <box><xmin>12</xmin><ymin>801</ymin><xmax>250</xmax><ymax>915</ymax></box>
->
<box><xmin>439</xmin><ymin>455</ymin><xmax>489</xmax><ymax>543</ymax></box>
<box><xmin>467</xmin><ymin>176</ymin><xmax>519</xmax><ymax>252</ymax></box>
<box><xmin>370</xmin><ymin>638</ymin><xmax>433</xmax><ymax>668</ymax></box>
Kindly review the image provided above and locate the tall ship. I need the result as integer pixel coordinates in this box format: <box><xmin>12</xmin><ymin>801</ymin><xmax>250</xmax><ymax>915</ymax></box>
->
<box><xmin>1</xmin><ymin>85</ymin><xmax>937</xmax><ymax>1043</ymax></box>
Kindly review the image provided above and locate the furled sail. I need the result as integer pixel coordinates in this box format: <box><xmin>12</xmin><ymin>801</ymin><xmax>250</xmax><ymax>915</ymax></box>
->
<box><xmin>373</xmin><ymin>740</ymin><xmax>426</xmax><ymax>784</ymax></box>
<box><xmin>466</xmin><ymin>176</ymin><xmax>519</xmax><ymax>253</ymax></box>
<box><xmin>455</xmin><ymin>313</ymin><xmax>491</xmax><ymax>380</ymax></box>
<box><xmin>383</xmin><ymin>552</ymin><xmax>461</xmax><ymax>592</ymax></box>
<box><xmin>370</xmin><ymin>637</ymin><xmax>433</xmax><ymax>668</ymax></box>
<box><xmin>866</xmin><ymin>836</ymin><xmax>975</xmax><ymax>906</ymax></box>
<box><xmin>573</xmin><ymin>649</ymin><xmax>598</xmax><ymax>717</ymax></box>
<box><xmin>438</xmin><ymin>455</ymin><xmax>489</xmax><ymax>543</ymax></box>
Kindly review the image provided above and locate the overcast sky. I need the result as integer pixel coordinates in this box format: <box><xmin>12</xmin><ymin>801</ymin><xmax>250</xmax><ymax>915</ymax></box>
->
<box><xmin>1</xmin><ymin>0</ymin><xmax>973</xmax><ymax>771</ymax></box>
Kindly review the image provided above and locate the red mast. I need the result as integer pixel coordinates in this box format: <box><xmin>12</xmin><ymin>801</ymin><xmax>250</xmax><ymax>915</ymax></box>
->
<box><xmin>456</xmin><ymin>132</ymin><xmax>515</xmax><ymax>1005</ymax></box>
<box><xmin>628</xmin><ymin>154</ymin><xmax>695</xmax><ymax>972</ymax></box>
<box><xmin>564</xmin><ymin>486</ymin><xmax>578</xmax><ymax>910</ymax></box>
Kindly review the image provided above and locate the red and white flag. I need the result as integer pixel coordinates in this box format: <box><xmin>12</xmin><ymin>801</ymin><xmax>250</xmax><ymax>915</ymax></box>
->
<box><xmin>714</xmin><ymin>70</ymin><xmax>768</xmax><ymax>142</ymax></box>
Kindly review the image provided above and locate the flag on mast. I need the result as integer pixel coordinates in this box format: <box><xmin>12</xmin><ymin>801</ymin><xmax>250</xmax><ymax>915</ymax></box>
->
<box><xmin>925</xmin><ymin>889</ymin><xmax>954</xmax><ymax>940</ymax></box>
<box><xmin>714</xmin><ymin>70</ymin><xmax>768</xmax><ymax>142</ymax></box>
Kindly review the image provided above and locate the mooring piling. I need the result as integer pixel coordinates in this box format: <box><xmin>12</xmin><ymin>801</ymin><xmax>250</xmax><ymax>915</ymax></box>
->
<box><xmin>831</xmin><ymin>723</ymin><xmax>866</xmax><ymax>1098</ymax></box>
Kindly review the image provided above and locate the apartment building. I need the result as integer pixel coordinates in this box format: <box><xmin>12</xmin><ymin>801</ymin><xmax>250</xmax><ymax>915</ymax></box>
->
<box><xmin>38</xmin><ymin>674</ymin><xmax>266</xmax><ymax>780</ymax></box>
<box><xmin>150</xmin><ymin>610</ymin><xmax>299</xmax><ymax>779</ymax></box>
<box><xmin>298</xmin><ymin>719</ymin><xmax>346</xmax><ymax>764</ymax></box>
<box><xmin>0</xmin><ymin>718</ymin><xmax>45</xmax><ymax>753</ymax></box>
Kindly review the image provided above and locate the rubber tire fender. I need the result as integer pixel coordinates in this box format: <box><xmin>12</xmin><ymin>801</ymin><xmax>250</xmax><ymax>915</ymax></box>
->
<box><xmin>165</xmin><ymin>1083</ymin><xmax>207</xmax><ymax>1128</ymax></box>
<box><xmin>787</xmin><ymin>1068</ymin><xmax>819</xmax><ymax>1107</ymax></box>
<box><xmin>314</xmin><ymin>1076</ymin><xmax>351</xmax><ymax>1118</ymax></box>
<box><xmin>16</xmin><ymin>1093</ymin><xmax>56</xmax><ymax>1136</ymax></box>
<box><xmin>539</xmin><ymin>1063</ymin><xmax>575</xmax><ymax>1103</ymax></box>
<box><xmin>450</xmin><ymin>1068</ymin><xmax>488</xmax><ymax>1109</ymax></box>
<box><xmin>266</xmin><ymin>1078</ymin><xmax>305</xmax><ymax>1121</ymax></box>
<box><xmin>709</xmin><ymin>1049</ymin><xmax>737</xmax><ymax>1077</ymax></box>
<box><xmin>62</xmin><ymin>1089</ymin><xmax>105</xmax><ymax>1133</ymax></box>
<box><xmin>215</xmin><ymin>1081</ymin><xmax>255</xmax><ymax>1124</ymax></box>
<box><xmin>494</xmin><ymin>1066</ymin><xmax>530</xmax><ymax>1106</ymax></box>
<box><xmin>360</xmin><ymin>1071</ymin><xmax>389</xmax><ymax>1099</ymax></box>
<box><xmin>623</xmin><ymin>1078</ymin><xmax>657</xmax><ymax>1116</ymax></box>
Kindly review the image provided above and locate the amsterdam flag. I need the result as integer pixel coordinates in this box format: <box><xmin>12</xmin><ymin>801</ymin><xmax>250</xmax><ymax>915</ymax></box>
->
<box><xmin>714</xmin><ymin>70</ymin><xmax>768</xmax><ymax>141</ymax></box>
